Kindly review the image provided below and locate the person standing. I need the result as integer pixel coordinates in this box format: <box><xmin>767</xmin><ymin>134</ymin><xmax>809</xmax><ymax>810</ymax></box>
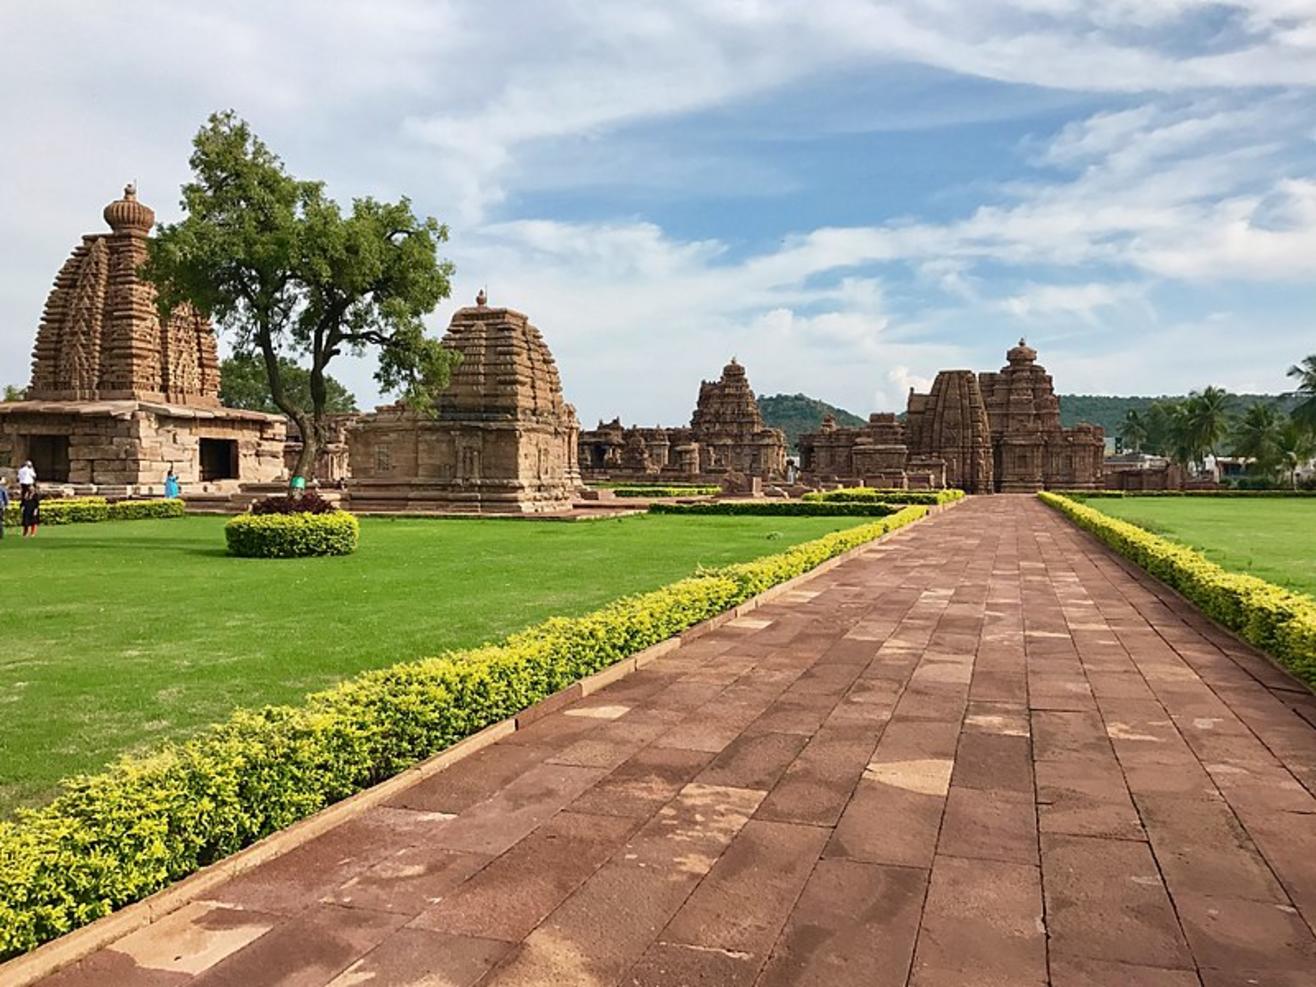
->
<box><xmin>20</xmin><ymin>484</ymin><xmax>40</xmax><ymax>538</ymax></box>
<box><xmin>17</xmin><ymin>459</ymin><xmax>35</xmax><ymax>496</ymax></box>
<box><xmin>0</xmin><ymin>477</ymin><xmax>9</xmax><ymax>540</ymax></box>
<box><xmin>164</xmin><ymin>468</ymin><xmax>181</xmax><ymax>499</ymax></box>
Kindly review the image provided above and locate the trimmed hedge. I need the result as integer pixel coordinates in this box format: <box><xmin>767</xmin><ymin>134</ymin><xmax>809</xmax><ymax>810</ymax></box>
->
<box><xmin>0</xmin><ymin>505</ymin><xmax>926</xmax><ymax>958</ymax></box>
<box><xmin>611</xmin><ymin>485</ymin><xmax>720</xmax><ymax>498</ymax></box>
<box><xmin>224</xmin><ymin>511</ymin><xmax>360</xmax><ymax>558</ymax></box>
<box><xmin>1039</xmin><ymin>492</ymin><xmax>1316</xmax><ymax>687</ymax></box>
<box><xmin>650</xmin><ymin>500</ymin><xmax>899</xmax><ymax>517</ymax></box>
<box><xmin>2</xmin><ymin>497</ymin><xmax>185</xmax><ymax>527</ymax></box>
<box><xmin>802</xmin><ymin>487</ymin><xmax>966</xmax><ymax>506</ymax></box>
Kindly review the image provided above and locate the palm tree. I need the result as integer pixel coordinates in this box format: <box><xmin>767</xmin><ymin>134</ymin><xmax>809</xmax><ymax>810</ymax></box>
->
<box><xmin>1184</xmin><ymin>386</ymin><xmax>1233</xmax><ymax>470</ymax></box>
<box><xmin>1288</xmin><ymin>355</ymin><xmax>1316</xmax><ymax>432</ymax></box>
<box><xmin>1274</xmin><ymin>422</ymin><xmax>1316</xmax><ymax>489</ymax></box>
<box><xmin>1231</xmin><ymin>403</ymin><xmax>1282</xmax><ymax>477</ymax></box>
<box><xmin>1118</xmin><ymin>409</ymin><xmax>1148</xmax><ymax>454</ymax></box>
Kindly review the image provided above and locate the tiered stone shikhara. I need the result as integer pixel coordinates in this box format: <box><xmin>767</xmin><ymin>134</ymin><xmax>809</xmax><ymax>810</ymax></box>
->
<box><xmin>799</xmin><ymin>340</ymin><xmax>1103</xmax><ymax>492</ymax></box>
<box><xmin>0</xmin><ymin>186</ymin><xmax>286</xmax><ymax>490</ymax></box>
<box><xmin>578</xmin><ymin>359</ymin><xmax>788</xmax><ymax>483</ymax></box>
<box><xmin>345</xmin><ymin>297</ymin><xmax>581</xmax><ymax>513</ymax></box>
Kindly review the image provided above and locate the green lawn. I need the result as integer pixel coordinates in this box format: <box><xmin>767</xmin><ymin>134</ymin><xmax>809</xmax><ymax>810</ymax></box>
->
<box><xmin>0</xmin><ymin>513</ymin><xmax>864</xmax><ymax>814</ymax></box>
<box><xmin>1089</xmin><ymin>497</ymin><xmax>1316</xmax><ymax>599</ymax></box>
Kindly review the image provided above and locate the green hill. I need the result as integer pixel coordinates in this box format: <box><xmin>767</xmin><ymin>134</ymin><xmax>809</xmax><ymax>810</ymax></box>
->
<box><xmin>1059</xmin><ymin>394</ymin><xmax>1295</xmax><ymax>434</ymax></box>
<box><xmin>759</xmin><ymin>393</ymin><xmax>865</xmax><ymax>452</ymax></box>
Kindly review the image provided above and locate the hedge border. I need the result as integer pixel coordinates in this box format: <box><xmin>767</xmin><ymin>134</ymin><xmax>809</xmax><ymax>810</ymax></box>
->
<box><xmin>802</xmin><ymin>487</ymin><xmax>966</xmax><ymax>506</ymax></box>
<box><xmin>610</xmin><ymin>485</ymin><xmax>720</xmax><ymax>498</ymax></box>
<box><xmin>2</xmin><ymin>498</ymin><xmax>185</xmax><ymax>527</ymax></box>
<box><xmin>0</xmin><ymin>504</ymin><xmax>930</xmax><ymax>969</ymax></box>
<box><xmin>649</xmin><ymin>500</ymin><xmax>899</xmax><ymax>517</ymax></box>
<box><xmin>1039</xmin><ymin>492</ymin><xmax>1316</xmax><ymax>688</ymax></box>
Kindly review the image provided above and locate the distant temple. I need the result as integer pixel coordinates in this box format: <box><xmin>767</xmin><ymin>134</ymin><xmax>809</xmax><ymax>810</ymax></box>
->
<box><xmin>799</xmin><ymin>340</ymin><xmax>1104</xmax><ymax>492</ymax></box>
<box><xmin>578</xmin><ymin>359</ymin><xmax>788</xmax><ymax>483</ymax></box>
<box><xmin>0</xmin><ymin>186</ymin><xmax>286</xmax><ymax>488</ymax></box>
<box><xmin>345</xmin><ymin>296</ymin><xmax>581</xmax><ymax>513</ymax></box>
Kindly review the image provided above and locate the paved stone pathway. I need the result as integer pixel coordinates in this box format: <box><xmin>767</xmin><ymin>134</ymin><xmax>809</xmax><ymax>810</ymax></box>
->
<box><xmin>34</xmin><ymin>496</ymin><xmax>1316</xmax><ymax>986</ymax></box>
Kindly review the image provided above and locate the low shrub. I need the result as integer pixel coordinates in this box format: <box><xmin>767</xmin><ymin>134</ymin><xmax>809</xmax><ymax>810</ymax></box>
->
<box><xmin>801</xmin><ymin>487</ymin><xmax>966</xmax><ymax>506</ymax></box>
<box><xmin>611</xmin><ymin>485</ymin><xmax>720</xmax><ymax>498</ymax></box>
<box><xmin>225</xmin><ymin>511</ymin><xmax>360</xmax><ymax>558</ymax></box>
<box><xmin>649</xmin><ymin>500</ymin><xmax>899</xmax><ymax>517</ymax></box>
<box><xmin>1039</xmin><ymin>492</ymin><xmax>1316</xmax><ymax>687</ymax></box>
<box><xmin>250</xmin><ymin>492</ymin><xmax>339</xmax><ymax>515</ymax></box>
<box><xmin>0</xmin><ymin>505</ymin><xmax>926</xmax><ymax>958</ymax></box>
<box><xmin>106</xmin><ymin>499</ymin><xmax>186</xmax><ymax>521</ymax></box>
<box><xmin>3</xmin><ymin>497</ymin><xmax>187</xmax><ymax>527</ymax></box>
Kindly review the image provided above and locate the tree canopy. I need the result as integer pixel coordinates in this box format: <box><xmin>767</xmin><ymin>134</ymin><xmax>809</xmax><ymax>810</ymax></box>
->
<box><xmin>145</xmin><ymin>110</ymin><xmax>455</xmax><ymax>483</ymax></box>
<box><xmin>219</xmin><ymin>354</ymin><xmax>357</xmax><ymax>414</ymax></box>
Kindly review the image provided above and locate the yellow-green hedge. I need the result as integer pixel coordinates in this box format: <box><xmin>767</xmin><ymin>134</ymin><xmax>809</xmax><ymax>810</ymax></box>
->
<box><xmin>1039</xmin><ymin>492</ymin><xmax>1316</xmax><ymax>686</ymax></box>
<box><xmin>650</xmin><ymin>500</ymin><xmax>899</xmax><ymax>517</ymax></box>
<box><xmin>225</xmin><ymin>511</ymin><xmax>360</xmax><ymax>558</ymax></box>
<box><xmin>0</xmin><ymin>505</ymin><xmax>926</xmax><ymax>958</ymax></box>
<box><xmin>802</xmin><ymin>487</ymin><xmax>965</xmax><ymax>506</ymax></box>
<box><xmin>612</xmin><ymin>485</ymin><xmax>720</xmax><ymax>498</ymax></box>
<box><xmin>2</xmin><ymin>497</ymin><xmax>185</xmax><ymax>527</ymax></box>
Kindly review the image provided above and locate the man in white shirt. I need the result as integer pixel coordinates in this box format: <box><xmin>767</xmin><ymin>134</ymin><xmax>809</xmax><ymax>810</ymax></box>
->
<box><xmin>17</xmin><ymin>460</ymin><xmax>35</xmax><ymax>494</ymax></box>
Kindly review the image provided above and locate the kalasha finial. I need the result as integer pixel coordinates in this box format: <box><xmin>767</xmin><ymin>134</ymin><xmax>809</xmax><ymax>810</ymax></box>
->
<box><xmin>476</xmin><ymin>288</ymin><xmax>487</xmax><ymax>307</ymax></box>
<box><xmin>1018</xmin><ymin>337</ymin><xmax>1026</xmax><ymax>347</ymax></box>
<box><xmin>104</xmin><ymin>182</ymin><xmax>154</xmax><ymax>234</ymax></box>
<box><xmin>124</xmin><ymin>182</ymin><xmax>137</xmax><ymax>200</ymax></box>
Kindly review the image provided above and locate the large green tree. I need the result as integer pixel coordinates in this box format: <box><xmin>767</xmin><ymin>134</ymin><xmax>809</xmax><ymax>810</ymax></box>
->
<box><xmin>1117</xmin><ymin>409</ymin><xmax>1147</xmax><ymax>454</ymax></box>
<box><xmin>2</xmin><ymin>385</ymin><xmax>26</xmax><ymax>402</ymax></box>
<box><xmin>1183</xmin><ymin>385</ymin><xmax>1233</xmax><ymax>467</ymax></box>
<box><xmin>1230</xmin><ymin>402</ymin><xmax>1283</xmax><ymax>476</ymax></box>
<box><xmin>1289</xmin><ymin>354</ymin><xmax>1316</xmax><ymax>432</ymax></box>
<box><xmin>145</xmin><ymin>111</ymin><xmax>456</xmax><ymax>485</ymax></box>
<box><xmin>220</xmin><ymin>354</ymin><xmax>357</xmax><ymax>415</ymax></box>
<box><xmin>1275</xmin><ymin>423</ymin><xmax>1316</xmax><ymax>489</ymax></box>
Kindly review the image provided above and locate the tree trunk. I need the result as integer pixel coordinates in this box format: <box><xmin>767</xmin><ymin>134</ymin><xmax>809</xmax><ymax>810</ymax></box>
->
<box><xmin>257</xmin><ymin>332</ymin><xmax>315</xmax><ymax>496</ymax></box>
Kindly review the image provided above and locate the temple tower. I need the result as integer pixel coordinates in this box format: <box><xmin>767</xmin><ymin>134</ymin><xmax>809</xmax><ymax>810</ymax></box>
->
<box><xmin>905</xmin><ymin>370</ymin><xmax>994</xmax><ymax>493</ymax></box>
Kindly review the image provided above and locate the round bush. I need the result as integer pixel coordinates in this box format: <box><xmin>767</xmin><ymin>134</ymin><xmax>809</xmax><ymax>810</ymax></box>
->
<box><xmin>225</xmin><ymin>510</ymin><xmax>359</xmax><ymax>558</ymax></box>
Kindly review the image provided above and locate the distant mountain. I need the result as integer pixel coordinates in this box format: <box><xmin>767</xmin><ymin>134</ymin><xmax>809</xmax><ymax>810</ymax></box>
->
<box><xmin>759</xmin><ymin>393</ymin><xmax>866</xmax><ymax>452</ymax></box>
<box><xmin>1059</xmin><ymin>393</ymin><xmax>1295</xmax><ymax>435</ymax></box>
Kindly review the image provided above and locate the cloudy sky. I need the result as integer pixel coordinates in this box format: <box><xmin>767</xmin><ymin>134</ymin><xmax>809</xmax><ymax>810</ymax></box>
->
<box><xmin>2</xmin><ymin>1</ymin><xmax>1314</xmax><ymax>425</ymax></box>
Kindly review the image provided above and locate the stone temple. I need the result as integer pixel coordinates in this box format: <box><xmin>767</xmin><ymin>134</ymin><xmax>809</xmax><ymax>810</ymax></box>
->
<box><xmin>0</xmin><ymin>186</ymin><xmax>286</xmax><ymax>489</ymax></box>
<box><xmin>345</xmin><ymin>294</ymin><xmax>581</xmax><ymax>513</ymax></box>
<box><xmin>799</xmin><ymin>340</ymin><xmax>1103</xmax><ymax>492</ymax></box>
<box><xmin>578</xmin><ymin>359</ymin><xmax>788</xmax><ymax>483</ymax></box>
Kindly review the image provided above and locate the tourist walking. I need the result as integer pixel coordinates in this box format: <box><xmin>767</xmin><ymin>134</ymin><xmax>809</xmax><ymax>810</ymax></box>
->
<box><xmin>164</xmin><ymin>468</ymin><xmax>181</xmax><ymax>499</ymax></box>
<box><xmin>0</xmin><ymin>477</ymin><xmax>9</xmax><ymax>540</ymax></box>
<box><xmin>17</xmin><ymin>459</ymin><xmax>35</xmax><ymax>496</ymax></box>
<box><xmin>21</xmin><ymin>485</ymin><xmax>40</xmax><ymax>538</ymax></box>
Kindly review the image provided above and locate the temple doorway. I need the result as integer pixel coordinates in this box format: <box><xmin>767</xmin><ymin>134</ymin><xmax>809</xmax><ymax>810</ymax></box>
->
<box><xmin>25</xmin><ymin>434</ymin><xmax>70</xmax><ymax>483</ymax></box>
<box><xmin>199</xmin><ymin>438</ymin><xmax>239</xmax><ymax>481</ymax></box>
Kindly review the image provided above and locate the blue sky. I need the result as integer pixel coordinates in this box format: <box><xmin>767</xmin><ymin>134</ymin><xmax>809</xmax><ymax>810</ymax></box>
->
<box><xmin>2</xmin><ymin>1</ymin><xmax>1314</xmax><ymax>426</ymax></box>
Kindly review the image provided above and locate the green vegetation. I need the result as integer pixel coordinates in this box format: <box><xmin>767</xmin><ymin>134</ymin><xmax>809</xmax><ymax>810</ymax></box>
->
<box><xmin>803</xmin><ymin>487</ymin><xmax>965</xmax><ymax>505</ymax></box>
<box><xmin>610</xmin><ymin>484</ymin><xmax>720</xmax><ymax>498</ymax></box>
<box><xmin>650</xmin><ymin>501</ymin><xmax>898</xmax><ymax>517</ymax></box>
<box><xmin>2</xmin><ymin>497</ymin><xmax>185</xmax><ymax>527</ymax></box>
<box><xmin>2</xmin><ymin>384</ymin><xmax>26</xmax><ymax>402</ymax></box>
<box><xmin>224</xmin><ymin>511</ymin><xmax>361</xmax><ymax>557</ymax></box>
<box><xmin>758</xmin><ymin>393</ymin><xmax>865</xmax><ymax>452</ymax></box>
<box><xmin>219</xmin><ymin>354</ymin><xmax>357</xmax><ymax>414</ymax></box>
<box><xmin>1078</xmin><ymin>495</ymin><xmax>1316</xmax><ymax>598</ymax></box>
<box><xmin>0</xmin><ymin>512</ymin><xmax>877</xmax><ymax>815</ymax></box>
<box><xmin>1059</xmin><ymin>393</ymin><xmax>1295</xmax><ymax>435</ymax></box>
<box><xmin>0</xmin><ymin>507</ymin><xmax>925</xmax><ymax>958</ymax></box>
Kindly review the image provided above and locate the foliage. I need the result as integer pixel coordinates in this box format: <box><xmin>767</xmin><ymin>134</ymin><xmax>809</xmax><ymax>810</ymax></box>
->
<box><xmin>225</xmin><ymin>511</ymin><xmax>360</xmax><ymax>558</ymax></box>
<box><xmin>2</xmin><ymin>384</ymin><xmax>26</xmax><ymax>402</ymax></box>
<box><xmin>250</xmin><ymin>492</ymin><xmax>339</xmax><ymax>515</ymax></box>
<box><xmin>758</xmin><ymin>393</ymin><xmax>866</xmax><ymax>452</ymax></box>
<box><xmin>650</xmin><ymin>500</ymin><xmax>900</xmax><ymax>517</ymax></box>
<box><xmin>220</xmin><ymin>355</ymin><xmax>357</xmax><ymax>414</ymax></box>
<box><xmin>145</xmin><ymin>111</ymin><xmax>455</xmax><ymax>483</ymax></box>
<box><xmin>1230</xmin><ymin>402</ymin><xmax>1284</xmax><ymax>475</ymax></box>
<box><xmin>1288</xmin><ymin>355</ymin><xmax>1316</xmax><ymax>432</ymax></box>
<box><xmin>1274</xmin><ymin>422</ymin><xmax>1316</xmax><ymax>490</ymax></box>
<box><xmin>1040</xmin><ymin>493</ymin><xmax>1316</xmax><ymax>688</ymax></box>
<box><xmin>802</xmin><ymin>487</ymin><xmax>966</xmax><ymax>505</ymax></box>
<box><xmin>0</xmin><ymin>506</ymin><xmax>925</xmax><ymax>958</ymax></box>
<box><xmin>1117</xmin><ymin>409</ymin><xmax>1147</xmax><ymax>453</ymax></box>
<box><xmin>1060</xmin><ymin>393</ymin><xmax>1295</xmax><ymax>435</ymax></box>
<box><xmin>2</xmin><ymin>498</ymin><xmax>185</xmax><ymax>527</ymax></box>
<box><xmin>610</xmin><ymin>485</ymin><xmax>720</xmax><ymax>498</ymax></box>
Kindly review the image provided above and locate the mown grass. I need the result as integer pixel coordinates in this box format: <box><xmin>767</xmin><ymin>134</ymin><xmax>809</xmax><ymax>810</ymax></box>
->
<box><xmin>0</xmin><ymin>512</ymin><xmax>863</xmax><ymax>813</ymax></box>
<box><xmin>1088</xmin><ymin>496</ymin><xmax>1316</xmax><ymax>599</ymax></box>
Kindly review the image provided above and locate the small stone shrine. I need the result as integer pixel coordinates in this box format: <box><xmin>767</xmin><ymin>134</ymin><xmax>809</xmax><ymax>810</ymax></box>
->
<box><xmin>905</xmin><ymin>370</ymin><xmax>994</xmax><ymax>493</ymax></box>
<box><xmin>578</xmin><ymin>359</ymin><xmax>788</xmax><ymax>483</ymax></box>
<box><xmin>0</xmin><ymin>186</ymin><xmax>286</xmax><ymax>489</ymax></box>
<box><xmin>345</xmin><ymin>293</ymin><xmax>581</xmax><ymax>513</ymax></box>
<box><xmin>799</xmin><ymin>412</ymin><xmax>946</xmax><ymax>490</ymax></box>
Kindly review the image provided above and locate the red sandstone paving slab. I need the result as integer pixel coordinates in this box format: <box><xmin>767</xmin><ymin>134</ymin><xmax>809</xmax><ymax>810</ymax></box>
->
<box><xmin>827</xmin><ymin>765</ymin><xmax>949</xmax><ymax>868</ymax></box>
<box><xmin>624</xmin><ymin>941</ymin><xmax>761</xmax><ymax>986</ymax></box>
<box><xmin>754</xmin><ymin>726</ymin><xmax>877</xmax><ymax>827</ymax></box>
<box><xmin>409</xmin><ymin>810</ymin><xmax>640</xmax><ymax>943</ymax></box>
<box><xmin>661</xmin><ymin>818</ymin><xmax>829</xmax><ymax>955</ymax></box>
<box><xmin>1035</xmin><ymin>758</ymin><xmax>1146</xmax><ymax>841</ymax></box>
<box><xmin>35</xmin><ymin>951</ymin><xmax>191</xmax><ymax>987</ymax></box>
<box><xmin>545</xmin><ymin>712</ymin><xmax>681</xmax><ymax>770</ymax></box>
<box><xmin>1048</xmin><ymin>955</ymin><xmax>1200</xmax><ymax>986</ymax></box>
<box><xmin>937</xmin><ymin>786</ymin><xmax>1038</xmax><ymax>864</ymax></box>
<box><xmin>908</xmin><ymin>855</ymin><xmax>1045</xmax><ymax>987</ymax></box>
<box><xmin>321</xmin><ymin>846</ymin><xmax>491</xmax><ymax>915</ymax></box>
<box><xmin>1174</xmin><ymin>892</ymin><xmax>1316</xmax><ymax>974</ymax></box>
<box><xmin>1041</xmin><ymin>833</ymin><xmax>1192</xmax><ymax>969</ymax></box>
<box><xmin>324</xmin><ymin>927</ymin><xmax>510</xmax><ymax>986</ymax></box>
<box><xmin>427</xmin><ymin>762</ymin><xmax>610</xmax><ymax>856</ymax></box>
<box><xmin>570</xmin><ymin>744</ymin><xmax>715</xmax><ymax>818</ymax></box>
<box><xmin>1032</xmin><ymin>710</ymin><xmax>1113</xmax><ymax>761</ymax></box>
<box><xmin>188</xmin><ymin>903</ymin><xmax>408</xmax><ymax>987</ymax></box>
<box><xmin>386</xmin><ymin>742</ymin><xmax>556</xmax><ymax>815</ymax></box>
<box><xmin>952</xmin><ymin>731</ymin><xmax>1034</xmax><ymax>794</ymax></box>
<box><xmin>755</xmin><ymin>857</ymin><xmax>927</xmax><ymax>987</ymax></box>
<box><xmin>1232</xmin><ymin>807</ymin><xmax>1316</xmax><ymax>929</ymax></box>
<box><xmin>695</xmin><ymin>730</ymin><xmax>809</xmax><ymax>791</ymax></box>
<box><xmin>91</xmin><ymin>901</ymin><xmax>281</xmax><ymax>979</ymax></box>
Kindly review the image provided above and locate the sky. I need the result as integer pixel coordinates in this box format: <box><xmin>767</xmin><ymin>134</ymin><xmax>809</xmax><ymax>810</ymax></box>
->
<box><xmin>2</xmin><ymin>1</ymin><xmax>1314</xmax><ymax>427</ymax></box>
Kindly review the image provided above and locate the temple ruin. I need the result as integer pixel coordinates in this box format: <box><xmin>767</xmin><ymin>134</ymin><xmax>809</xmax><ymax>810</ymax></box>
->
<box><xmin>0</xmin><ymin>186</ymin><xmax>286</xmax><ymax>489</ymax></box>
<box><xmin>345</xmin><ymin>295</ymin><xmax>581</xmax><ymax>513</ymax></box>
<box><xmin>578</xmin><ymin>359</ymin><xmax>788</xmax><ymax>483</ymax></box>
<box><xmin>798</xmin><ymin>340</ymin><xmax>1103</xmax><ymax>492</ymax></box>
